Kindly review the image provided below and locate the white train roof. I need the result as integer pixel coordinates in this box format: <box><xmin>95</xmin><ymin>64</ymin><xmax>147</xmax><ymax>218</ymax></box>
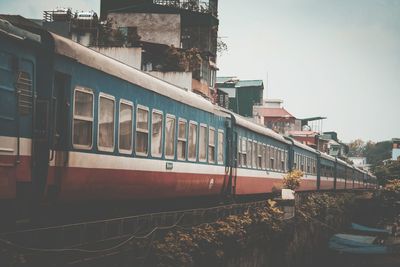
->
<box><xmin>50</xmin><ymin>33</ymin><xmax>229</xmax><ymax>117</ymax></box>
<box><xmin>223</xmin><ymin>111</ymin><xmax>290</xmax><ymax>144</ymax></box>
<box><xmin>292</xmin><ymin>139</ymin><xmax>318</xmax><ymax>154</ymax></box>
<box><xmin>0</xmin><ymin>18</ymin><xmax>41</xmax><ymax>43</ymax></box>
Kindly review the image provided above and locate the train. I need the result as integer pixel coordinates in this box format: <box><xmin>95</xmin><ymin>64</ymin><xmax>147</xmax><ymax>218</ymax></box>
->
<box><xmin>0</xmin><ymin>18</ymin><xmax>377</xmax><ymax>208</ymax></box>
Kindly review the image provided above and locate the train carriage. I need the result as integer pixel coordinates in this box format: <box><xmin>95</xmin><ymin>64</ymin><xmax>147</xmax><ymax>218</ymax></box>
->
<box><xmin>0</xmin><ymin>19</ymin><xmax>42</xmax><ymax>203</ymax></box>
<box><xmin>46</xmin><ymin>33</ymin><xmax>230</xmax><ymax>201</ymax></box>
<box><xmin>319</xmin><ymin>153</ymin><xmax>335</xmax><ymax>190</ymax></box>
<box><xmin>229</xmin><ymin>113</ymin><xmax>291</xmax><ymax>195</ymax></box>
<box><xmin>291</xmin><ymin>141</ymin><xmax>318</xmax><ymax>191</ymax></box>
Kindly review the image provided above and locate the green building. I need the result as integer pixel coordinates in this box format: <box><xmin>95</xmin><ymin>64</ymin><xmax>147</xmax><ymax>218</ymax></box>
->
<box><xmin>216</xmin><ymin>77</ymin><xmax>264</xmax><ymax>117</ymax></box>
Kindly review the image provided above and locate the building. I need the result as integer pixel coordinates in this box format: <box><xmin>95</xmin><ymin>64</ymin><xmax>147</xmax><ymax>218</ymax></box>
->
<box><xmin>348</xmin><ymin>157</ymin><xmax>370</xmax><ymax>171</ymax></box>
<box><xmin>392</xmin><ymin>138</ymin><xmax>400</xmax><ymax>160</ymax></box>
<box><xmin>100</xmin><ymin>0</ymin><xmax>219</xmax><ymax>98</ymax></box>
<box><xmin>217</xmin><ymin>77</ymin><xmax>263</xmax><ymax>117</ymax></box>
<box><xmin>252</xmin><ymin>99</ymin><xmax>298</xmax><ymax>135</ymax></box>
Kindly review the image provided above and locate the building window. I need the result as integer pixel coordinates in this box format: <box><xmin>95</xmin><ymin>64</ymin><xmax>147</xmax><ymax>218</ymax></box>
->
<box><xmin>73</xmin><ymin>87</ymin><xmax>93</xmax><ymax>149</ymax></box>
<box><xmin>165</xmin><ymin>115</ymin><xmax>176</xmax><ymax>159</ymax></box>
<box><xmin>151</xmin><ymin>110</ymin><xmax>163</xmax><ymax>157</ymax></box>
<box><xmin>199</xmin><ymin>124</ymin><xmax>207</xmax><ymax>162</ymax></box>
<box><xmin>188</xmin><ymin>122</ymin><xmax>198</xmax><ymax>161</ymax></box>
<box><xmin>119</xmin><ymin>100</ymin><xmax>133</xmax><ymax>153</ymax></box>
<box><xmin>136</xmin><ymin>106</ymin><xmax>149</xmax><ymax>155</ymax></box>
<box><xmin>177</xmin><ymin>119</ymin><xmax>187</xmax><ymax>160</ymax></box>
<box><xmin>208</xmin><ymin>128</ymin><xmax>216</xmax><ymax>163</ymax></box>
<box><xmin>217</xmin><ymin>130</ymin><xmax>224</xmax><ymax>164</ymax></box>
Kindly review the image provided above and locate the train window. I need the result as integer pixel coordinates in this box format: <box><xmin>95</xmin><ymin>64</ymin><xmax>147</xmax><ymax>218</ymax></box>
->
<box><xmin>247</xmin><ymin>139</ymin><xmax>252</xmax><ymax>168</ymax></box>
<box><xmin>73</xmin><ymin>87</ymin><xmax>93</xmax><ymax>149</ymax></box>
<box><xmin>262</xmin><ymin>144</ymin><xmax>266</xmax><ymax>169</ymax></box>
<box><xmin>165</xmin><ymin>115</ymin><xmax>176</xmax><ymax>159</ymax></box>
<box><xmin>177</xmin><ymin>119</ymin><xmax>187</xmax><ymax>160</ymax></box>
<box><xmin>252</xmin><ymin>141</ymin><xmax>257</xmax><ymax>168</ymax></box>
<box><xmin>188</xmin><ymin>121</ymin><xmax>198</xmax><ymax>161</ymax></box>
<box><xmin>285</xmin><ymin>151</ymin><xmax>288</xmax><ymax>171</ymax></box>
<box><xmin>136</xmin><ymin>106</ymin><xmax>149</xmax><ymax>155</ymax></box>
<box><xmin>266</xmin><ymin>146</ymin><xmax>271</xmax><ymax>169</ymax></box>
<box><xmin>98</xmin><ymin>94</ymin><xmax>115</xmax><ymax>151</ymax></box>
<box><xmin>209</xmin><ymin>128</ymin><xmax>216</xmax><ymax>163</ymax></box>
<box><xmin>151</xmin><ymin>110</ymin><xmax>163</xmax><ymax>158</ymax></box>
<box><xmin>16</xmin><ymin>71</ymin><xmax>33</xmax><ymax>115</ymax></box>
<box><xmin>238</xmin><ymin>137</ymin><xmax>242</xmax><ymax>167</ymax></box>
<box><xmin>217</xmin><ymin>130</ymin><xmax>224</xmax><ymax>164</ymax></box>
<box><xmin>241</xmin><ymin>138</ymin><xmax>247</xmax><ymax>167</ymax></box>
<box><xmin>118</xmin><ymin>100</ymin><xmax>133</xmax><ymax>153</ymax></box>
<box><xmin>199</xmin><ymin>124</ymin><xmax>207</xmax><ymax>162</ymax></box>
<box><xmin>257</xmin><ymin>143</ymin><xmax>262</xmax><ymax>169</ymax></box>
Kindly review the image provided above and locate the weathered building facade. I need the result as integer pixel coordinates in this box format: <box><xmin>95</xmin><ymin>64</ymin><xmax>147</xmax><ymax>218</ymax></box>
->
<box><xmin>100</xmin><ymin>0</ymin><xmax>219</xmax><ymax>98</ymax></box>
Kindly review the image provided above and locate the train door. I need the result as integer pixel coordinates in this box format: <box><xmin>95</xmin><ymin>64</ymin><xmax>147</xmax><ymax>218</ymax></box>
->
<box><xmin>46</xmin><ymin>72</ymin><xmax>70</xmax><ymax>199</ymax></box>
<box><xmin>223</xmin><ymin>116</ymin><xmax>236</xmax><ymax>199</ymax></box>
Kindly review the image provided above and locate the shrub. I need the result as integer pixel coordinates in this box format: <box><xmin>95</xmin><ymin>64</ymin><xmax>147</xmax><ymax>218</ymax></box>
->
<box><xmin>283</xmin><ymin>170</ymin><xmax>303</xmax><ymax>190</ymax></box>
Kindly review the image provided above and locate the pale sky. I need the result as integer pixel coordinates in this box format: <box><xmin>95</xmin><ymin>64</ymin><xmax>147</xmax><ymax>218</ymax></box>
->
<box><xmin>0</xmin><ymin>0</ymin><xmax>399</xmax><ymax>142</ymax></box>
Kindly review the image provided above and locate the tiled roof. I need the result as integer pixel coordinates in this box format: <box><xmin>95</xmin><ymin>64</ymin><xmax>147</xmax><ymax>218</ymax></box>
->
<box><xmin>257</xmin><ymin>107</ymin><xmax>295</xmax><ymax>118</ymax></box>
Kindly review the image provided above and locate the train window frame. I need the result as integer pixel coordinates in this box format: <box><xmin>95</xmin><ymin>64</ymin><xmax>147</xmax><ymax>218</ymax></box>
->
<box><xmin>246</xmin><ymin>139</ymin><xmax>252</xmax><ymax>168</ymax></box>
<box><xmin>257</xmin><ymin>143</ymin><xmax>262</xmax><ymax>169</ymax></box>
<box><xmin>151</xmin><ymin>109</ymin><xmax>164</xmax><ymax>158</ymax></box>
<box><xmin>241</xmin><ymin>137</ymin><xmax>247</xmax><ymax>167</ymax></box>
<box><xmin>118</xmin><ymin>99</ymin><xmax>133</xmax><ymax>154</ymax></box>
<box><xmin>208</xmin><ymin>127</ymin><xmax>216</xmax><ymax>163</ymax></box>
<box><xmin>217</xmin><ymin>130</ymin><xmax>224</xmax><ymax>164</ymax></box>
<box><xmin>262</xmin><ymin>144</ymin><xmax>266</xmax><ymax>170</ymax></box>
<box><xmin>188</xmin><ymin>121</ymin><xmax>198</xmax><ymax>162</ymax></box>
<box><xmin>177</xmin><ymin>119</ymin><xmax>188</xmax><ymax>161</ymax></box>
<box><xmin>98</xmin><ymin>93</ymin><xmax>116</xmax><ymax>152</ymax></box>
<box><xmin>199</xmin><ymin>123</ymin><xmax>208</xmax><ymax>162</ymax></box>
<box><xmin>266</xmin><ymin>145</ymin><xmax>270</xmax><ymax>170</ymax></box>
<box><xmin>238</xmin><ymin>137</ymin><xmax>242</xmax><ymax>167</ymax></box>
<box><xmin>252</xmin><ymin>141</ymin><xmax>257</xmax><ymax>169</ymax></box>
<box><xmin>135</xmin><ymin>105</ymin><xmax>150</xmax><ymax>156</ymax></box>
<box><xmin>72</xmin><ymin>86</ymin><xmax>94</xmax><ymax>150</ymax></box>
<box><xmin>165</xmin><ymin>114</ymin><xmax>176</xmax><ymax>160</ymax></box>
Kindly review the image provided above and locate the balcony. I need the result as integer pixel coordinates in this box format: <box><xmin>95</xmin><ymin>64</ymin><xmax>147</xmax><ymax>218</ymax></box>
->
<box><xmin>153</xmin><ymin>0</ymin><xmax>217</xmax><ymax>17</ymax></box>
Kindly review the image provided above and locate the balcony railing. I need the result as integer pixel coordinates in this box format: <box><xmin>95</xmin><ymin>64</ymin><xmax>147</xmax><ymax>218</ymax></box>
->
<box><xmin>153</xmin><ymin>0</ymin><xmax>217</xmax><ymax>16</ymax></box>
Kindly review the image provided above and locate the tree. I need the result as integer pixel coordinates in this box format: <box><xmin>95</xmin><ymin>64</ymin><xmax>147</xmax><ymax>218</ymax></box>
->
<box><xmin>373</xmin><ymin>160</ymin><xmax>400</xmax><ymax>185</ymax></box>
<box><xmin>365</xmin><ymin>141</ymin><xmax>392</xmax><ymax>166</ymax></box>
<box><xmin>348</xmin><ymin>139</ymin><xmax>365</xmax><ymax>157</ymax></box>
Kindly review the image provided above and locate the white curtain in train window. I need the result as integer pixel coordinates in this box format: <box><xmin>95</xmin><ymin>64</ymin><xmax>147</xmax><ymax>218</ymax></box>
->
<box><xmin>188</xmin><ymin>123</ymin><xmax>197</xmax><ymax>160</ymax></box>
<box><xmin>119</xmin><ymin>103</ymin><xmax>132</xmax><ymax>151</ymax></box>
<box><xmin>208</xmin><ymin>128</ymin><xmax>215</xmax><ymax>163</ymax></box>
<box><xmin>99</xmin><ymin>96</ymin><xmax>115</xmax><ymax>148</ymax></box>
<box><xmin>151</xmin><ymin>112</ymin><xmax>163</xmax><ymax>157</ymax></box>
<box><xmin>199</xmin><ymin>126</ymin><xmax>207</xmax><ymax>161</ymax></box>
<box><xmin>177</xmin><ymin>120</ymin><xmax>187</xmax><ymax>159</ymax></box>
<box><xmin>165</xmin><ymin>116</ymin><xmax>175</xmax><ymax>158</ymax></box>
<box><xmin>73</xmin><ymin>90</ymin><xmax>93</xmax><ymax>147</ymax></box>
<box><xmin>217</xmin><ymin>131</ymin><xmax>223</xmax><ymax>164</ymax></box>
<box><xmin>252</xmin><ymin>141</ymin><xmax>257</xmax><ymax>168</ymax></box>
<box><xmin>136</xmin><ymin>108</ymin><xmax>149</xmax><ymax>154</ymax></box>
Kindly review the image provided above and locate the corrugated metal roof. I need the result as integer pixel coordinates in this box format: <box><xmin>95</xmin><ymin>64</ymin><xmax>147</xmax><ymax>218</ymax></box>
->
<box><xmin>216</xmin><ymin>76</ymin><xmax>237</xmax><ymax>84</ymax></box>
<box><xmin>236</xmin><ymin>80</ymin><xmax>263</xmax><ymax>88</ymax></box>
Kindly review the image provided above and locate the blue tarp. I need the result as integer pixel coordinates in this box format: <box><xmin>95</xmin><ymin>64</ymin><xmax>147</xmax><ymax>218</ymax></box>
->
<box><xmin>351</xmin><ymin>223</ymin><xmax>390</xmax><ymax>234</ymax></box>
<box><xmin>329</xmin><ymin>234</ymin><xmax>390</xmax><ymax>255</ymax></box>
